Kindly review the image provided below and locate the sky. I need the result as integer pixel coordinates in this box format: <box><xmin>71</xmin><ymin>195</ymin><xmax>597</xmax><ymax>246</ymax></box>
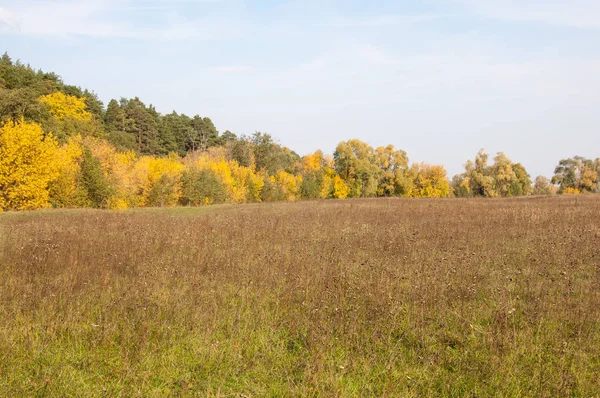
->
<box><xmin>1</xmin><ymin>0</ymin><xmax>599</xmax><ymax>178</ymax></box>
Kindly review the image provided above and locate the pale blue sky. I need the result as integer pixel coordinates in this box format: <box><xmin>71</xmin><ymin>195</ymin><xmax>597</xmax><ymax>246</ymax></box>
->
<box><xmin>1</xmin><ymin>0</ymin><xmax>599</xmax><ymax>178</ymax></box>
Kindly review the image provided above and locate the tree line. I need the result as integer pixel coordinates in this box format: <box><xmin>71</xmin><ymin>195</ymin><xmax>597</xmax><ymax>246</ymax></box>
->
<box><xmin>0</xmin><ymin>53</ymin><xmax>598</xmax><ymax>211</ymax></box>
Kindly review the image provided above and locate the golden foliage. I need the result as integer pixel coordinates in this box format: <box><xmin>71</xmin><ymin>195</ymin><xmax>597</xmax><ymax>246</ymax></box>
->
<box><xmin>197</xmin><ymin>157</ymin><xmax>242</xmax><ymax>203</ymax></box>
<box><xmin>332</xmin><ymin>175</ymin><xmax>349</xmax><ymax>199</ymax></box>
<box><xmin>193</xmin><ymin>153</ymin><xmax>266</xmax><ymax>203</ymax></box>
<box><xmin>39</xmin><ymin>92</ymin><xmax>91</xmax><ymax>121</ymax></box>
<box><xmin>302</xmin><ymin>151</ymin><xmax>323</xmax><ymax>172</ymax></box>
<box><xmin>0</xmin><ymin>119</ymin><xmax>563</xmax><ymax>211</ymax></box>
<box><xmin>132</xmin><ymin>155</ymin><xmax>184</xmax><ymax>207</ymax></box>
<box><xmin>412</xmin><ymin>164</ymin><xmax>451</xmax><ymax>198</ymax></box>
<box><xmin>563</xmin><ymin>187</ymin><xmax>581</xmax><ymax>195</ymax></box>
<box><xmin>245</xmin><ymin>169</ymin><xmax>265</xmax><ymax>202</ymax></box>
<box><xmin>272</xmin><ymin>171</ymin><xmax>303</xmax><ymax>201</ymax></box>
<box><xmin>0</xmin><ymin>119</ymin><xmax>60</xmax><ymax>210</ymax></box>
<box><xmin>49</xmin><ymin>135</ymin><xmax>86</xmax><ymax>207</ymax></box>
<box><xmin>85</xmin><ymin>137</ymin><xmax>138</xmax><ymax>209</ymax></box>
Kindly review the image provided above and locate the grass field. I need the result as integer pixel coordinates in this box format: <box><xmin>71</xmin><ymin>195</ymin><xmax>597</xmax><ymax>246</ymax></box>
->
<box><xmin>1</xmin><ymin>197</ymin><xmax>600</xmax><ymax>397</ymax></box>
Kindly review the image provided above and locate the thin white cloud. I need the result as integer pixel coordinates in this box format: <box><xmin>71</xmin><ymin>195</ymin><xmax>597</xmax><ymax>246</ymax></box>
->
<box><xmin>356</xmin><ymin>44</ymin><xmax>403</xmax><ymax>66</ymax></box>
<box><xmin>0</xmin><ymin>7</ymin><xmax>19</xmax><ymax>31</ymax></box>
<box><xmin>325</xmin><ymin>14</ymin><xmax>441</xmax><ymax>28</ymax></box>
<box><xmin>457</xmin><ymin>0</ymin><xmax>600</xmax><ymax>30</ymax></box>
<box><xmin>258</xmin><ymin>38</ymin><xmax>600</xmax><ymax>113</ymax></box>
<box><xmin>245</xmin><ymin>42</ymin><xmax>600</xmax><ymax>177</ymax></box>
<box><xmin>0</xmin><ymin>0</ymin><xmax>238</xmax><ymax>40</ymax></box>
<box><xmin>206</xmin><ymin>66</ymin><xmax>251</xmax><ymax>73</ymax></box>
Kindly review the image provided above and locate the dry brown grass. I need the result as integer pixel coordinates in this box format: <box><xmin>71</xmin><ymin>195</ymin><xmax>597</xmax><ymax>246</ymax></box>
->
<box><xmin>1</xmin><ymin>196</ymin><xmax>600</xmax><ymax>396</ymax></box>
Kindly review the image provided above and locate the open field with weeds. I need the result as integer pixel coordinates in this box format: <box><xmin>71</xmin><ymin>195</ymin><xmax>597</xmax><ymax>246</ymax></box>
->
<box><xmin>1</xmin><ymin>196</ymin><xmax>600</xmax><ymax>397</ymax></box>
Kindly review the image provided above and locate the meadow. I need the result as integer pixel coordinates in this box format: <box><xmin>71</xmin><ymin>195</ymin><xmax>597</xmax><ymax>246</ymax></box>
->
<box><xmin>1</xmin><ymin>196</ymin><xmax>599</xmax><ymax>397</ymax></box>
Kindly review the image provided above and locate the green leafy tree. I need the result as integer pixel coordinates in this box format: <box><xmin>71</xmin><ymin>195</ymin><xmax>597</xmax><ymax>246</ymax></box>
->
<box><xmin>251</xmin><ymin>132</ymin><xmax>300</xmax><ymax>174</ymax></box>
<box><xmin>227</xmin><ymin>135</ymin><xmax>255</xmax><ymax>168</ymax></box>
<box><xmin>180</xmin><ymin>168</ymin><xmax>227</xmax><ymax>206</ymax></box>
<box><xmin>159</xmin><ymin>112</ymin><xmax>193</xmax><ymax>156</ymax></box>
<box><xmin>300</xmin><ymin>173</ymin><xmax>323</xmax><ymax>200</ymax></box>
<box><xmin>221</xmin><ymin>130</ymin><xmax>237</xmax><ymax>142</ymax></box>
<box><xmin>454</xmin><ymin>150</ymin><xmax>531</xmax><ymax>197</ymax></box>
<box><xmin>260</xmin><ymin>176</ymin><xmax>286</xmax><ymax>202</ymax></box>
<box><xmin>552</xmin><ymin>156</ymin><xmax>599</xmax><ymax>194</ymax></box>
<box><xmin>128</xmin><ymin>98</ymin><xmax>161</xmax><ymax>154</ymax></box>
<box><xmin>79</xmin><ymin>147</ymin><xmax>113</xmax><ymax>208</ymax></box>
<box><xmin>0</xmin><ymin>86</ymin><xmax>50</xmax><ymax>124</ymax></box>
<box><xmin>104</xmin><ymin>99</ymin><xmax>125</xmax><ymax>131</ymax></box>
<box><xmin>191</xmin><ymin>116</ymin><xmax>220</xmax><ymax>151</ymax></box>
<box><xmin>105</xmin><ymin>99</ymin><xmax>137</xmax><ymax>152</ymax></box>
<box><xmin>509</xmin><ymin>163</ymin><xmax>532</xmax><ymax>196</ymax></box>
<box><xmin>147</xmin><ymin>174</ymin><xmax>180</xmax><ymax>207</ymax></box>
<box><xmin>0</xmin><ymin>53</ymin><xmax>59</xmax><ymax>123</ymax></box>
<box><xmin>334</xmin><ymin>139</ymin><xmax>380</xmax><ymax>198</ymax></box>
<box><xmin>466</xmin><ymin>150</ymin><xmax>497</xmax><ymax>197</ymax></box>
<box><xmin>374</xmin><ymin>145</ymin><xmax>412</xmax><ymax>196</ymax></box>
<box><xmin>451</xmin><ymin>174</ymin><xmax>472</xmax><ymax>198</ymax></box>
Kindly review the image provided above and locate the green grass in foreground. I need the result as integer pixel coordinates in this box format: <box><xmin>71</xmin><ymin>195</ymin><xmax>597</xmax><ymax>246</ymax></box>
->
<box><xmin>1</xmin><ymin>197</ymin><xmax>600</xmax><ymax>396</ymax></box>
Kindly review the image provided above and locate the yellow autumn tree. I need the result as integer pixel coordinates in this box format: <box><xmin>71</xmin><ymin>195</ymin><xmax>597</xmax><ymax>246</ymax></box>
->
<box><xmin>39</xmin><ymin>92</ymin><xmax>91</xmax><ymax>121</ymax></box>
<box><xmin>272</xmin><ymin>171</ymin><xmax>303</xmax><ymax>201</ymax></box>
<box><xmin>302</xmin><ymin>151</ymin><xmax>324</xmax><ymax>173</ymax></box>
<box><xmin>297</xmin><ymin>151</ymin><xmax>321</xmax><ymax>200</ymax></box>
<box><xmin>49</xmin><ymin>135</ymin><xmax>87</xmax><ymax>207</ymax></box>
<box><xmin>111</xmin><ymin>152</ymin><xmax>138</xmax><ymax>209</ymax></box>
<box><xmin>230</xmin><ymin>163</ymin><xmax>261</xmax><ymax>203</ymax></box>
<box><xmin>412</xmin><ymin>163</ymin><xmax>450</xmax><ymax>198</ymax></box>
<box><xmin>317</xmin><ymin>166</ymin><xmax>349</xmax><ymax>199</ymax></box>
<box><xmin>320</xmin><ymin>174</ymin><xmax>334</xmax><ymax>199</ymax></box>
<box><xmin>240</xmin><ymin>167</ymin><xmax>265</xmax><ymax>202</ymax></box>
<box><xmin>332</xmin><ymin>175</ymin><xmax>349</xmax><ymax>199</ymax></box>
<box><xmin>39</xmin><ymin>92</ymin><xmax>99</xmax><ymax>141</ymax></box>
<box><xmin>0</xmin><ymin>119</ymin><xmax>60</xmax><ymax>210</ymax></box>
<box><xmin>132</xmin><ymin>155</ymin><xmax>184</xmax><ymax>207</ymax></box>
<box><xmin>196</xmin><ymin>158</ymin><xmax>239</xmax><ymax>203</ymax></box>
<box><xmin>192</xmin><ymin>151</ymin><xmax>265</xmax><ymax>204</ymax></box>
<box><xmin>82</xmin><ymin>137</ymin><xmax>138</xmax><ymax>209</ymax></box>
